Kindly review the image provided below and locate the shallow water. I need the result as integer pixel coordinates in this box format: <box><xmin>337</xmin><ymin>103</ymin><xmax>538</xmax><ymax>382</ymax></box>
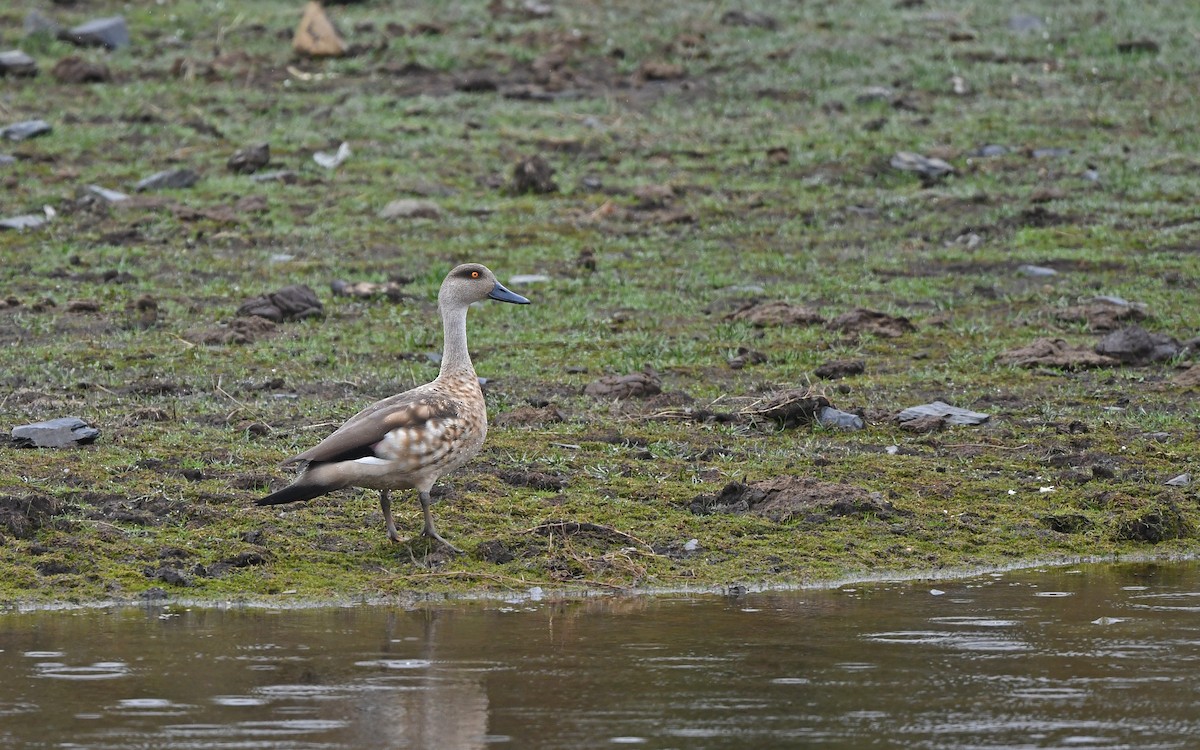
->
<box><xmin>2</xmin><ymin>561</ymin><xmax>1200</xmax><ymax>749</ymax></box>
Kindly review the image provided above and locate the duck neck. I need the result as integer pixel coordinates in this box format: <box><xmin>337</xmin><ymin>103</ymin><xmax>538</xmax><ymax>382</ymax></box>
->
<box><xmin>438</xmin><ymin>301</ymin><xmax>476</xmax><ymax>380</ymax></box>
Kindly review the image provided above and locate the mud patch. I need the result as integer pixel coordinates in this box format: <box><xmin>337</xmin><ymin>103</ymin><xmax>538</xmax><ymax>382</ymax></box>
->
<box><xmin>585</xmin><ymin>368</ymin><xmax>661</xmax><ymax>399</ymax></box>
<box><xmin>0</xmin><ymin>494</ymin><xmax>67</xmax><ymax>539</ymax></box>
<box><xmin>996</xmin><ymin>338</ymin><xmax>1119</xmax><ymax>369</ymax></box>
<box><xmin>1055</xmin><ymin>299</ymin><xmax>1148</xmax><ymax>332</ymax></box>
<box><xmin>494</xmin><ymin>403</ymin><xmax>565</xmax><ymax>427</ymax></box>
<box><xmin>828</xmin><ymin>308</ymin><xmax>915</xmax><ymax>338</ymax></box>
<box><xmin>690</xmin><ymin>477</ymin><xmax>905</xmax><ymax>523</ymax></box>
<box><xmin>496</xmin><ymin>469</ymin><xmax>567</xmax><ymax>491</ymax></box>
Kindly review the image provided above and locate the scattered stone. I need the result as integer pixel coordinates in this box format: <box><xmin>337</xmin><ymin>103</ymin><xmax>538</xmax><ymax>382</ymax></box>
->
<box><xmin>511</xmin><ymin>154</ymin><xmax>558</xmax><ymax>194</ymax></box>
<box><xmin>24</xmin><ymin>10</ymin><xmax>63</xmax><ymax>37</ymax></box>
<box><xmin>81</xmin><ymin>184</ymin><xmax>129</xmax><ymax>203</ymax></box>
<box><xmin>997</xmin><ymin>338</ymin><xmax>1119</xmax><ymax>369</ymax></box>
<box><xmin>897</xmin><ymin>401</ymin><xmax>990</xmax><ymax>426</ymax></box>
<box><xmin>62</xmin><ymin>16</ymin><xmax>130</xmax><ymax>50</ymax></box>
<box><xmin>227</xmin><ymin>143</ymin><xmax>270</xmax><ymax>174</ymax></box>
<box><xmin>727</xmin><ymin>347</ymin><xmax>768</xmax><ymax>370</ymax></box>
<box><xmin>313</xmin><ymin>141</ymin><xmax>351</xmax><ymax>169</ymax></box>
<box><xmin>11</xmin><ymin>417</ymin><xmax>100</xmax><ymax>448</ymax></box>
<box><xmin>378</xmin><ymin>198</ymin><xmax>441</xmax><ymax>219</ymax></box>
<box><xmin>51</xmin><ymin>56</ymin><xmax>111</xmax><ymax>83</ymax></box>
<box><xmin>1174</xmin><ymin>365</ymin><xmax>1200</xmax><ymax>388</ymax></box>
<box><xmin>1</xmin><ymin>119</ymin><xmax>52</xmax><ymax>141</ymax></box>
<box><xmin>1055</xmin><ymin>297</ymin><xmax>1147</xmax><ymax>332</ymax></box>
<box><xmin>293</xmin><ymin>1</ymin><xmax>347</xmax><ymax>57</ymax></box>
<box><xmin>0</xmin><ymin>50</ymin><xmax>38</xmax><ymax>77</ymax></box>
<box><xmin>0</xmin><ymin>214</ymin><xmax>46</xmax><ymax>231</ymax></box>
<box><xmin>727</xmin><ymin>300</ymin><xmax>824</xmax><ymax>327</ymax></box>
<box><xmin>744</xmin><ymin>389</ymin><xmax>828</xmax><ymax>428</ymax></box>
<box><xmin>890</xmin><ymin>151</ymin><xmax>954</xmax><ymax>181</ymax></box>
<box><xmin>1017</xmin><ymin>264</ymin><xmax>1058</xmax><ymax>277</ymax></box>
<box><xmin>135</xmin><ymin>168</ymin><xmax>199</xmax><ymax>191</ymax></box>
<box><xmin>585</xmin><ymin>368</ymin><xmax>662</xmax><ymax>399</ymax></box>
<box><xmin>330</xmin><ymin>279</ymin><xmax>409</xmax><ymax>300</ymax></box>
<box><xmin>1116</xmin><ymin>38</ymin><xmax>1160</xmax><ymax>55</ymax></box>
<box><xmin>816</xmin><ymin>406</ymin><xmax>865</xmax><ymax>431</ymax></box>
<box><xmin>689</xmin><ymin>477</ymin><xmax>902</xmax><ymax>523</ymax></box>
<box><xmin>1031</xmin><ymin>147</ymin><xmax>1071</xmax><ymax>159</ymax></box>
<box><xmin>1165</xmin><ymin>473</ymin><xmax>1191</xmax><ymax>488</ymax></box>
<box><xmin>972</xmin><ymin>144</ymin><xmax>1010</xmax><ymax>157</ymax></box>
<box><xmin>828</xmin><ymin>308</ymin><xmax>915</xmax><ymax>338</ymax></box>
<box><xmin>236</xmin><ymin>284</ymin><xmax>324</xmax><ymax>323</ymax></box>
<box><xmin>1094</xmin><ymin>325</ymin><xmax>1179</xmax><ymax>365</ymax></box>
<box><xmin>251</xmin><ymin>169</ymin><xmax>298</xmax><ymax>184</ymax></box>
<box><xmin>814</xmin><ymin>359</ymin><xmax>865</xmax><ymax>379</ymax></box>
<box><xmin>720</xmin><ymin>10</ymin><xmax>779</xmax><ymax>30</ymax></box>
<box><xmin>1008</xmin><ymin>14</ymin><xmax>1045</xmax><ymax>32</ymax></box>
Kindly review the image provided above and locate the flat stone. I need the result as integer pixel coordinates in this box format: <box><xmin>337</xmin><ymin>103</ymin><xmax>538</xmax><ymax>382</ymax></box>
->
<box><xmin>0</xmin><ymin>154</ymin><xmax>15</xmax><ymax>166</ymax></box>
<box><xmin>135</xmin><ymin>168</ymin><xmax>200</xmax><ymax>191</ymax></box>
<box><xmin>0</xmin><ymin>50</ymin><xmax>38</xmax><ymax>77</ymax></box>
<box><xmin>62</xmin><ymin>16</ymin><xmax>130</xmax><ymax>50</ymax></box>
<box><xmin>1</xmin><ymin>119</ymin><xmax>52</xmax><ymax>141</ymax></box>
<box><xmin>1165</xmin><ymin>473</ymin><xmax>1191</xmax><ymax>488</ymax></box>
<box><xmin>1008</xmin><ymin>14</ymin><xmax>1045</xmax><ymax>32</ymax></box>
<box><xmin>890</xmin><ymin>151</ymin><xmax>954</xmax><ymax>180</ymax></box>
<box><xmin>816</xmin><ymin>406</ymin><xmax>865</xmax><ymax>431</ymax></box>
<box><xmin>250</xmin><ymin>169</ymin><xmax>298</xmax><ymax>184</ymax></box>
<box><xmin>82</xmin><ymin>184</ymin><xmax>129</xmax><ymax>203</ymax></box>
<box><xmin>12</xmin><ymin>417</ymin><xmax>100</xmax><ymax>448</ymax></box>
<box><xmin>0</xmin><ymin>214</ymin><xmax>46</xmax><ymax>230</ymax></box>
<box><xmin>1018</xmin><ymin>264</ymin><xmax>1058</xmax><ymax>277</ymax></box>
<box><xmin>897</xmin><ymin>401</ymin><xmax>990</xmax><ymax>426</ymax></box>
<box><xmin>378</xmin><ymin>198</ymin><xmax>441</xmax><ymax>219</ymax></box>
<box><xmin>972</xmin><ymin>144</ymin><xmax>1009</xmax><ymax>157</ymax></box>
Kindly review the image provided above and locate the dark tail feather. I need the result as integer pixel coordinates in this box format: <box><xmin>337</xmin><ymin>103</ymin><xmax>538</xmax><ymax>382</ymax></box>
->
<box><xmin>256</xmin><ymin>479</ymin><xmax>333</xmax><ymax>506</ymax></box>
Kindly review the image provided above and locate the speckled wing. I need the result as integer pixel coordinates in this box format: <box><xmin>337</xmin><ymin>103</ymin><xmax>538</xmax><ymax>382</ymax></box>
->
<box><xmin>284</xmin><ymin>396</ymin><xmax>460</xmax><ymax>466</ymax></box>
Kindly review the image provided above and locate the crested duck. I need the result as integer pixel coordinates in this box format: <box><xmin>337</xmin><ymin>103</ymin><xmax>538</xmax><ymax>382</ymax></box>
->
<box><xmin>256</xmin><ymin>263</ymin><xmax>530</xmax><ymax>551</ymax></box>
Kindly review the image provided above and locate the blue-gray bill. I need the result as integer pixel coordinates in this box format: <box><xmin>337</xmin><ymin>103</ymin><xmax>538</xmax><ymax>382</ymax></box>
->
<box><xmin>488</xmin><ymin>282</ymin><xmax>530</xmax><ymax>304</ymax></box>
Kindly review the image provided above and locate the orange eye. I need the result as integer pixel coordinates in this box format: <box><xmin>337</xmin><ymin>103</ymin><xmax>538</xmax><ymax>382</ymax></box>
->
<box><xmin>471</xmin><ymin>271</ymin><xmax>480</xmax><ymax>278</ymax></box>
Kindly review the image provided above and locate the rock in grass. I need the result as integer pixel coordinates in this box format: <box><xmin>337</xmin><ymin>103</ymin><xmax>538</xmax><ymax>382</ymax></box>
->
<box><xmin>816</xmin><ymin>406</ymin><xmax>865</xmax><ymax>431</ymax></box>
<box><xmin>1</xmin><ymin>119</ymin><xmax>51</xmax><ymax>141</ymax></box>
<box><xmin>135</xmin><ymin>168</ymin><xmax>199</xmax><ymax>191</ymax></box>
<box><xmin>890</xmin><ymin>150</ymin><xmax>954</xmax><ymax>181</ymax></box>
<box><xmin>81</xmin><ymin>184</ymin><xmax>129</xmax><ymax>203</ymax></box>
<box><xmin>1165</xmin><ymin>473</ymin><xmax>1191</xmax><ymax>488</ymax></box>
<box><xmin>12</xmin><ymin>417</ymin><xmax>100</xmax><ymax>448</ymax></box>
<box><xmin>1094</xmin><ymin>325</ymin><xmax>1179</xmax><ymax>365</ymax></box>
<box><xmin>293</xmin><ymin>1</ymin><xmax>347</xmax><ymax>58</ymax></box>
<box><xmin>378</xmin><ymin>198</ymin><xmax>441</xmax><ymax>220</ymax></box>
<box><xmin>236</xmin><ymin>284</ymin><xmax>323</xmax><ymax>323</ymax></box>
<box><xmin>511</xmin><ymin>154</ymin><xmax>558</xmax><ymax>194</ymax></box>
<box><xmin>227</xmin><ymin>143</ymin><xmax>270</xmax><ymax>174</ymax></box>
<box><xmin>0</xmin><ymin>214</ymin><xmax>47</xmax><ymax>231</ymax></box>
<box><xmin>897</xmin><ymin>401</ymin><xmax>990</xmax><ymax>426</ymax></box>
<box><xmin>62</xmin><ymin>16</ymin><xmax>130</xmax><ymax>50</ymax></box>
<box><xmin>0</xmin><ymin>50</ymin><xmax>38</xmax><ymax>77</ymax></box>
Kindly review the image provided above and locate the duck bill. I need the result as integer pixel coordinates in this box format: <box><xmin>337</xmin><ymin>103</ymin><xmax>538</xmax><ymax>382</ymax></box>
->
<box><xmin>488</xmin><ymin>282</ymin><xmax>530</xmax><ymax>305</ymax></box>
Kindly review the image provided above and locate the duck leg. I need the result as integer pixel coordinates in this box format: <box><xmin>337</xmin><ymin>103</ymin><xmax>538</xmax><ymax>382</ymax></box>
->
<box><xmin>380</xmin><ymin>489</ymin><xmax>401</xmax><ymax>543</ymax></box>
<box><xmin>419</xmin><ymin>490</ymin><xmax>462</xmax><ymax>553</ymax></box>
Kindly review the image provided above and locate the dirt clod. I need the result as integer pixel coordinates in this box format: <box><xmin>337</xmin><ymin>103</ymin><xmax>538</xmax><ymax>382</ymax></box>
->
<box><xmin>511</xmin><ymin>154</ymin><xmax>558</xmax><ymax>194</ymax></box>
<box><xmin>585</xmin><ymin>368</ymin><xmax>662</xmax><ymax>399</ymax></box>
<box><xmin>728</xmin><ymin>300</ymin><xmax>824</xmax><ymax>327</ymax></box>
<box><xmin>828</xmin><ymin>308</ymin><xmax>915</xmax><ymax>338</ymax></box>
<box><xmin>1094</xmin><ymin>325</ymin><xmax>1180</xmax><ymax>365</ymax></box>
<box><xmin>237</xmin><ymin>285</ymin><xmax>323</xmax><ymax>323</ymax></box>
<box><xmin>0</xmin><ymin>494</ymin><xmax>66</xmax><ymax>539</ymax></box>
<box><xmin>814</xmin><ymin>359</ymin><xmax>865</xmax><ymax>379</ymax></box>
<box><xmin>690</xmin><ymin>477</ymin><xmax>903</xmax><ymax>523</ymax></box>
<box><xmin>51</xmin><ymin>55</ymin><xmax>111</xmax><ymax>83</ymax></box>
<box><xmin>997</xmin><ymin>338</ymin><xmax>1119</xmax><ymax>369</ymax></box>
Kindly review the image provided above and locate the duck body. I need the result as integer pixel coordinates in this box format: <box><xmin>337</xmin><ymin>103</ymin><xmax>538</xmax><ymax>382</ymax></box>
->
<box><xmin>256</xmin><ymin>263</ymin><xmax>529</xmax><ymax>551</ymax></box>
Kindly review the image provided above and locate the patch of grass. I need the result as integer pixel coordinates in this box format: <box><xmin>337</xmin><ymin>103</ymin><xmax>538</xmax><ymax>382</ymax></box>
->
<box><xmin>0</xmin><ymin>0</ymin><xmax>1197</xmax><ymax>605</ymax></box>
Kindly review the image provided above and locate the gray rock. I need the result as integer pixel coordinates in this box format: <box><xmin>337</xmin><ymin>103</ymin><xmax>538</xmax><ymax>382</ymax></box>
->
<box><xmin>12</xmin><ymin>417</ymin><xmax>100</xmax><ymax>447</ymax></box>
<box><xmin>1032</xmin><ymin>147</ymin><xmax>1071</xmax><ymax>159</ymax></box>
<box><xmin>1165</xmin><ymin>473</ymin><xmax>1191</xmax><ymax>488</ymax></box>
<box><xmin>379</xmin><ymin>198</ymin><xmax>441</xmax><ymax>219</ymax></box>
<box><xmin>890</xmin><ymin>151</ymin><xmax>954</xmax><ymax>181</ymax></box>
<box><xmin>1017</xmin><ymin>264</ymin><xmax>1058</xmax><ymax>277</ymax></box>
<box><xmin>972</xmin><ymin>144</ymin><xmax>1009</xmax><ymax>157</ymax></box>
<box><xmin>0</xmin><ymin>50</ymin><xmax>38</xmax><ymax>77</ymax></box>
<box><xmin>62</xmin><ymin>16</ymin><xmax>130</xmax><ymax>50</ymax></box>
<box><xmin>1</xmin><ymin>119</ymin><xmax>52</xmax><ymax>141</ymax></box>
<box><xmin>250</xmin><ymin>169</ymin><xmax>297</xmax><ymax>184</ymax></box>
<box><xmin>82</xmin><ymin>184</ymin><xmax>129</xmax><ymax>203</ymax></box>
<box><xmin>1095</xmin><ymin>325</ymin><xmax>1180</xmax><ymax>365</ymax></box>
<box><xmin>897</xmin><ymin>401</ymin><xmax>990</xmax><ymax>426</ymax></box>
<box><xmin>1008</xmin><ymin>14</ymin><xmax>1045</xmax><ymax>32</ymax></box>
<box><xmin>0</xmin><ymin>214</ymin><xmax>46</xmax><ymax>231</ymax></box>
<box><xmin>816</xmin><ymin>406</ymin><xmax>865</xmax><ymax>431</ymax></box>
<box><xmin>135</xmin><ymin>168</ymin><xmax>199</xmax><ymax>191</ymax></box>
<box><xmin>24</xmin><ymin>10</ymin><xmax>63</xmax><ymax>37</ymax></box>
<box><xmin>0</xmin><ymin>154</ymin><xmax>15</xmax><ymax>166</ymax></box>
<box><xmin>227</xmin><ymin>143</ymin><xmax>270</xmax><ymax>174</ymax></box>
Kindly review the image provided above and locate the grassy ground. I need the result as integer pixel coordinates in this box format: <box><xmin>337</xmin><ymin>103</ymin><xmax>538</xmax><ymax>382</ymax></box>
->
<box><xmin>1</xmin><ymin>0</ymin><xmax>1198</xmax><ymax>605</ymax></box>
